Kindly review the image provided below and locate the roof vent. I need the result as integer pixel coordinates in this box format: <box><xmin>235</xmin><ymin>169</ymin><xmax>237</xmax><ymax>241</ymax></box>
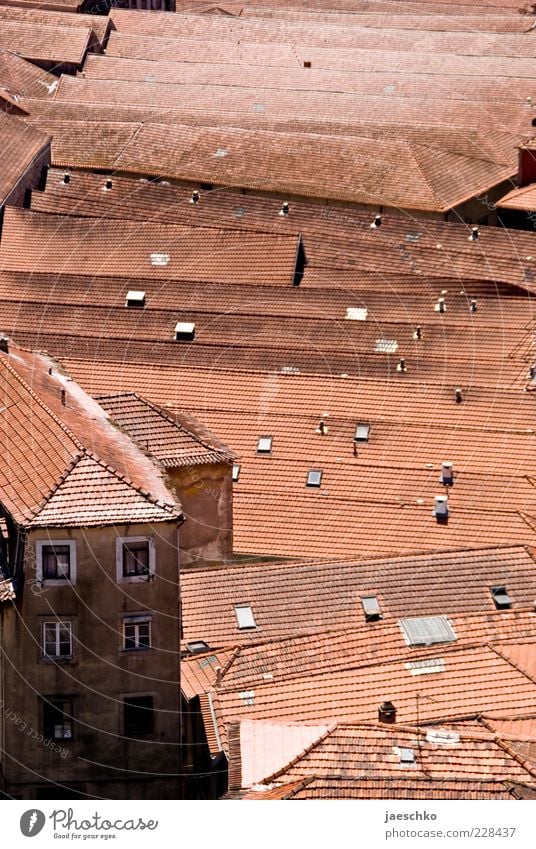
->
<box><xmin>316</xmin><ymin>419</ymin><xmax>328</xmax><ymax>436</ymax></box>
<box><xmin>190</xmin><ymin>190</ymin><xmax>200</xmax><ymax>204</ymax></box>
<box><xmin>174</xmin><ymin>322</ymin><xmax>195</xmax><ymax>342</ymax></box>
<box><xmin>469</xmin><ymin>226</ymin><xmax>479</xmax><ymax>241</ymax></box>
<box><xmin>104</xmin><ymin>178</ymin><xmax>113</xmax><ymax>190</ymax></box>
<box><xmin>413</xmin><ymin>325</ymin><xmax>422</xmax><ymax>340</ymax></box>
<box><xmin>396</xmin><ymin>357</ymin><xmax>407</xmax><ymax>374</ymax></box>
<box><xmin>306</xmin><ymin>469</ymin><xmax>323</xmax><ymax>488</ymax></box>
<box><xmin>528</xmin><ymin>365</ymin><xmax>536</xmax><ymax>380</ymax></box>
<box><xmin>62</xmin><ymin>172</ymin><xmax>70</xmax><ymax>185</ymax></box>
<box><xmin>378</xmin><ymin>701</ymin><xmax>396</xmax><ymax>724</ymax></box>
<box><xmin>232</xmin><ymin>463</ymin><xmax>240</xmax><ymax>482</ymax></box>
<box><xmin>454</xmin><ymin>387</ymin><xmax>463</xmax><ymax>404</ymax></box>
<box><xmin>470</xmin><ymin>298</ymin><xmax>478</xmax><ymax>313</ymax></box>
<box><xmin>370</xmin><ymin>214</ymin><xmax>382</xmax><ymax>229</ymax></box>
<box><xmin>491</xmin><ymin>585</ymin><xmax>512</xmax><ymax>610</ymax></box>
<box><xmin>0</xmin><ymin>338</ymin><xmax>8</xmax><ymax>353</ymax></box>
<box><xmin>361</xmin><ymin>595</ymin><xmax>382</xmax><ymax>622</ymax></box>
<box><xmin>150</xmin><ymin>252</ymin><xmax>170</xmax><ymax>267</ymax></box>
<box><xmin>440</xmin><ymin>461</ymin><xmax>454</xmax><ymax>486</ymax></box>
<box><xmin>433</xmin><ymin>494</ymin><xmax>448</xmax><ymax>523</ymax></box>
<box><xmin>346</xmin><ymin>307</ymin><xmax>368</xmax><ymax>321</ymax></box>
<box><xmin>60</xmin><ymin>389</ymin><xmax>66</xmax><ymax>406</ymax></box>
<box><xmin>279</xmin><ymin>201</ymin><xmax>290</xmax><ymax>216</ymax></box>
<box><xmin>354</xmin><ymin>423</ymin><xmax>370</xmax><ymax>443</ymax></box>
<box><xmin>257</xmin><ymin>435</ymin><xmax>273</xmax><ymax>454</ymax></box>
<box><xmin>375</xmin><ymin>338</ymin><xmax>398</xmax><ymax>354</ymax></box>
<box><xmin>125</xmin><ymin>290</ymin><xmax>145</xmax><ymax>308</ymax></box>
<box><xmin>435</xmin><ymin>297</ymin><xmax>446</xmax><ymax>314</ymax></box>
<box><xmin>303</xmin><ymin>60</ymin><xmax>312</xmax><ymax>68</ymax></box>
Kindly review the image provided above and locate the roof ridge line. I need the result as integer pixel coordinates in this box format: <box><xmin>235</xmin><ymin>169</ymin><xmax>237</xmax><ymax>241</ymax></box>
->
<box><xmin>0</xmin><ymin>351</ymin><xmax>85</xmax><ymax>453</ymax></box>
<box><xmin>261</xmin><ymin>722</ymin><xmax>338</xmax><ymax>784</ymax></box>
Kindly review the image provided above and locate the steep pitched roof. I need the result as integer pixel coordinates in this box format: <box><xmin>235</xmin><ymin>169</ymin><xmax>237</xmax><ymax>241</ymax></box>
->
<box><xmin>96</xmin><ymin>393</ymin><xmax>235</xmax><ymax>468</ymax></box>
<box><xmin>0</xmin><ymin>112</ymin><xmax>49</xmax><ymax>205</ymax></box>
<box><xmin>0</xmin><ymin>344</ymin><xmax>181</xmax><ymax>528</ymax></box>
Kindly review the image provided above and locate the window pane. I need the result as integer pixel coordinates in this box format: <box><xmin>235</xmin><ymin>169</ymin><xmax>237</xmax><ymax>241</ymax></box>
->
<box><xmin>43</xmin><ymin>699</ymin><xmax>74</xmax><ymax>740</ymax></box>
<box><xmin>43</xmin><ymin>545</ymin><xmax>70</xmax><ymax>580</ymax></box>
<box><xmin>138</xmin><ymin>623</ymin><xmax>151</xmax><ymax>649</ymax></box>
<box><xmin>123</xmin><ymin>543</ymin><xmax>149</xmax><ymax>576</ymax></box>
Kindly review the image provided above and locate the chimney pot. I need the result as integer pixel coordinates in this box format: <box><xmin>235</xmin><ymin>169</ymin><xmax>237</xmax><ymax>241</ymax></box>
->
<box><xmin>191</xmin><ymin>190</ymin><xmax>200</xmax><ymax>204</ymax></box>
<box><xmin>60</xmin><ymin>389</ymin><xmax>66</xmax><ymax>406</ymax></box>
<box><xmin>105</xmin><ymin>179</ymin><xmax>113</xmax><ymax>190</ymax></box>
<box><xmin>469</xmin><ymin>226</ymin><xmax>479</xmax><ymax>241</ymax></box>
<box><xmin>279</xmin><ymin>201</ymin><xmax>290</xmax><ymax>216</ymax></box>
<box><xmin>454</xmin><ymin>387</ymin><xmax>463</xmax><ymax>403</ymax></box>
<box><xmin>379</xmin><ymin>701</ymin><xmax>396</xmax><ymax>724</ymax></box>
<box><xmin>62</xmin><ymin>173</ymin><xmax>70</xmax><ymax>185</ymax></box>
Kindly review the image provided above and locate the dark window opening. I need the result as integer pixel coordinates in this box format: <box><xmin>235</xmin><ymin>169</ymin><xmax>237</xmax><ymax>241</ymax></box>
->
<box><xmin>122</xmin><ymin>542</ymin><xmax>149</xmax><ymax>577</ymax></box>
<box><xmin>42</xmin><ymin>545</ymin><xmax>71</xmax><ymax>580</ymax></box>
<box><xmin>43</xmin><ymin>697</ymin><xmax>74</xmax><ymax>741</ymax></box>
<box><xmin>123</xmin><ymin>696</ymin><xmax>154</xmax><ymax>736</ymax></box>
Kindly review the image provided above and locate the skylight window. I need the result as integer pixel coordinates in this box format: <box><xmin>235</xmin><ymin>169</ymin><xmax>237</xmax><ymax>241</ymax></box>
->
<box><xmin>214</xmin><ymin>148</ymin><xmax>228</xmax><ymax>157</ymax></box>
<box><xmin>125</xmin><ymin>290</ymin><xmax>145</xmax><ymax>308</ymax></box>
<box><xmin>345</xmin><ymin>307</ymin><xmax>368</xmax><ymax>321</ymax></box>
<box><xmin>354</xmin><ymin>424</ymin><xmax>370</xmax><ymax>443</ymax></box>
<box><xmin>174</xmin><ymin>322</ymin><xmax>195</xmax><ymax>342</ymax></box>
<box><xmin>361</xmin><ymin>596</ymin><xmax>382</xmax><ymax>622</ymax></box>
<box><xmin>306</xmin><ymin>470</ymin><xmax>322</xmax><ymax>488</ymax></box>
<box><xmin>150</xmin><ymin>252</ymin><xmax>170</xmax><ymax>267</ymax></box>
<box><xmin>232</xmin><ymin>464</ymin><xmax>240</xmax><ymax>483</ymax></box>
<box><xmin>491</xmin><ymin>586</ymin><xmax>512</xmax><ymax>609</ymax></box>
<box><xmin>399</xmin><ymin>747</ymin><xmax>415</xmax><ymax>765</ymax></box>
<box><xmin>257</xmin><ymin>436</ymin><xmax>273</xmax><ymax>454</ymax></box>
<box><xmin>234</xmin><ymin>605</ymin><xmax>257</xmax><ymax>630</ymax></box>
<box><xmin>186</xmin><ymin>640</ymin><xmax>210</xmax><ymax>655</ymax></box>
<box><xmin>253</xmin><ymin>103</ymin><xmax>265</xmax><ymax>112</ymax></box>
<box><xmin>375</xmin><ymin>339</ymin><xmax>398</xmax><ymax>354</ymax></box>
<box><xmin>399</xmin><ymin>616</ymin><xmax>456</xmax><ymax>647</ymax></box>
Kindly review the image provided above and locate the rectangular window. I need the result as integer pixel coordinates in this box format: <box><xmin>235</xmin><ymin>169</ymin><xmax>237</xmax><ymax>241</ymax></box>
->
<box><xmin>123</xmin><ymin>619</ymin><xmax>151</xmax><ymax>651</ymax></box>
<box><xmin>122</xmin><ymin>542</ymin><xmax>149</xmax><ymax>577</ymax></box>
<box><xmin>116</xmin><ymin>537</ymin><xmax>155</xmax><ymax>583</ymax></box>
<box><xmin>43</xmin><ymin>545</ymin><xmax>71</xmax><ymax>580</ymax></box>
<box><xmin>43</xmin><ymin>621</ymin><xmax>72</xmax><ymax>658</ymax></box>
<box><xmin>123</xmin><ymin>696</ymin><xmax>154</xmax><ymax>736</ymax></box>
<box><xmin>43</xmin><ymin>698</ymin><xmax>74</xmax><ymax>741</ymax></box>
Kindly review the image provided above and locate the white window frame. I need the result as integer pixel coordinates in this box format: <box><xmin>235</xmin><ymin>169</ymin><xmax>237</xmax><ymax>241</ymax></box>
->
<box><xmin>35</xmin><ymin>540</ymin><xmax>77</xmax><ymax>586</ymax></box>
<box><xmin>122</xmin><ymin>616</ymin><xmax>152</xmax><ymax>652</ymax></box>
<box><xmin>116</xmin><ymin>536</ymin><xmax>156</xmax><ymax>584</ymax></box>
<box><xmin>42</xmin><ymin>620</ymin><xmax>73</xmax><ymax>660</ymax></box>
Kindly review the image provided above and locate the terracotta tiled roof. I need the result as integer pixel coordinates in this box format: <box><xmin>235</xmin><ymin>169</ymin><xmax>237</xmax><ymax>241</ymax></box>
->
<box><xmin>0</xmin><ymin>49</ymin><xmax>57</xmax><ymax>99</ymax></box>
<box><xmin>181</xmin><ymin>649</ymin><xmax>236</xmax><ymax>700</ymax></box>
<box><xmin>497</xmin><ymin>182</ymin><xmax>536</xmax><ymax>211</ymax></box>
<box><xmin>213</xmin><ymin>644</ymin><xmax>536</xmax><ymax>731</ymax></box>
<box><xmin>0</xmin><ymin>6</ymin><xmax>109</xmax><ymax>48</ymax></box>
<box><xmin>256</xmin><ymin>722</ymin><xmax>536</xmax><ymax>786</ymax></box>
<box><xmin>0</xmin><ymin>208</ymin><xmax>301</xmax><ymax>285</ymax></box>
<box><xmin>0</xmin><ymin>344</ymin><xmax>181</xmax><ymax>527</ymax></box>
<box><xmin>79</xmin><ymin>54</ymin><xmax>536</xmax><ymax>105</ymax></box>
<box><xmin>179</xmin><ymin>546</ymin><xmax>536</xmax><ymax>648</ymax></box>
<box><xmin>107</xmin><ymin>8</ymin><xmax>536</xmax><ymax>58</ymax></box>
<box><xmin>212</xmin><ymin>611</ymin><xmax>536</xmax><ymax>690</ymax></box>
<box><xmin>0</xmin><ymin>21</ymin><xmax>91</xmax><ymax>69</ymax></box>
<box><xmin>29</xmin><ymin>453</ymin><xmax>179</xmax><ymax>528</ymax></box>
<box><xmin>242</xmin><ymin>775</ymin><xmax>531</xmax><ymax>799</ymax></box>
<box><xmin>0</xmin><ymin>113</ymin><xmax>50</xmax><ymax>205</ymax></box>
<box><xmin>96</xmin><ymin>393</ymin><xmax>235</xmax><ymax>468</ymax></box>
